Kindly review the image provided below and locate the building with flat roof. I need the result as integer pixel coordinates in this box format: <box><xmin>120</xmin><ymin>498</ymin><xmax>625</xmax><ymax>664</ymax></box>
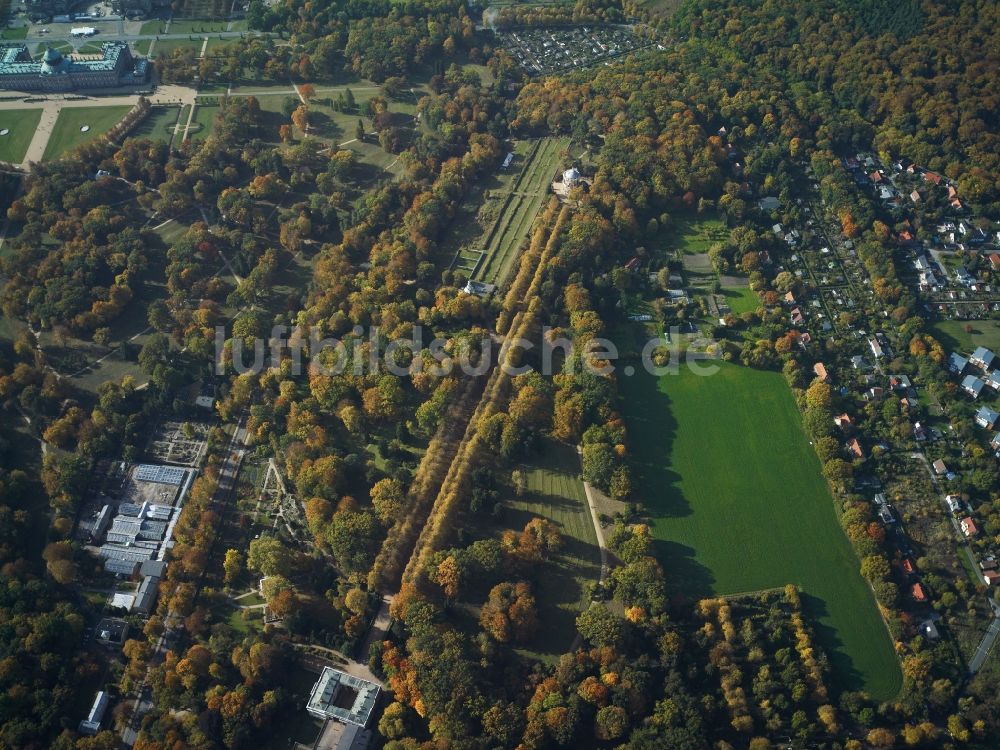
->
<box><xmin>0</xmin><ymin>43</ymin><xmax>148</xmax><ymax>92</ymax></box>
<box><xmin>306</xmin><ymin>667</ymin><xmax>380</xmax><ymax>727</ymax></box>
<box><xmin>78</xmin><ymin>690</ymin><xmax>109</xmax><ymax>735</ymax></box>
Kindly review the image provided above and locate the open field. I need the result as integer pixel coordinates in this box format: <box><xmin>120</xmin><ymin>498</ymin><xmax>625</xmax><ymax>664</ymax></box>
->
<box><xmin>42</xmin><ymin>105</ymin><xmax>130</xmax><ymax>160</ymax></box>
<box><xmin>621</xmin><ymin>361</ymin><xmax>901</xmax><ymax>699</ymax></box>
<box><xmin>930</xmin><ymin>319</ymin><xmax>1000</xmax><ymax>355</ymax></box>
<box><xmin>656</xmin><ymin>211</ymin><xmax>728</xmax><ymax>257</ymax></box>
<box><xmin>187</xmin><ymin>102</ymin><xmax>219</xmax><ymax>141</ymax></box>
<box><xmin>454</xmin><ymin>438</ymin><xmax>601</xmax><ymax>662</ymax></box>
<box><xmin>0</xmin><ymin>108</ymin><xmax>42</xmax><ymax>163</ymax></box>
<box><xmin>505</xmin><ymin>439</ymin><xmax>601</xmax><ymax>659</ymax></box>
<box><xmin>721</xmin><ymin>285</ymin><xmax>759</xmax><ymax>314</ymax></box>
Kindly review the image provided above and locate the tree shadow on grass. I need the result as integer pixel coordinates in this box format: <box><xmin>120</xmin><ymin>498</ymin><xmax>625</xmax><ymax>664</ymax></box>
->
<box><xmin>800</xmin><ymin>591</ymin><xmax>865</xmax><ymax>695</ymax></box>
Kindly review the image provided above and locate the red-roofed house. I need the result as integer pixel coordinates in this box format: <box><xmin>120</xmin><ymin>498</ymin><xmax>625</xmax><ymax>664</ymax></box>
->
<box><xmin>898</xmin><ymin>230</ymin><xmax>914</xmax><ymax>245</ymax></box>
<box><xmin>910</xmin><ymin>190</ymin><xmax>921</xmax><ymax>203</ymax></box>
<box><xmin>911</xmin><ymin>583</ymin><xmax>927</xmax><ymax>602</ymax></box>
<box><xmin>984</xmin><ymin>570</ymin><xmax>1000</xmax><ymax>586</ymax></box>
<box><xmin>834</xmin><ymin>413</ymin><xmax>852</xmax><ymax>429</ymax></box>
<box><xmin>814</xmin><ymin>362</ymin><xmax>829</xmax><ymax>382</ymax></box>
<box><xmin>901</xmin><ymin>559</ymin><xmax>915</xmax><ymax>575</ymax></box>
<box><xmin>924</xmin><ymin>171</ymin><xmax>942</xmax><ymax>186</ymax></box>
<box><xmin>960</xmin><ymin>517</ymin><xmax>978</xmax><ymax>537</ymax></box>
<box><xmin>990</xmin><ymin>253</ymin><xmax>1000</xmax><ymax>272</ymax></box>
<box><xmin>847</xmin><ymin>438</ymin><xmax>865</xmax><ymax>459</ymax></box>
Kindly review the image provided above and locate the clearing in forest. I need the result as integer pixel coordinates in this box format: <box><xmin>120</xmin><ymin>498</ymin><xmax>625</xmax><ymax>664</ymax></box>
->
<box><xmin>621</xmin><ymin>361</ymin><xmax>902</xmax><ymax>700</ymax></box>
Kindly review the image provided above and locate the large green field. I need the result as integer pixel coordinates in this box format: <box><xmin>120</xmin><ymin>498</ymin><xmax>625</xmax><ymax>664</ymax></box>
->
<box><xmin>621</xmin><ymin>361</ymin><xmax>901</xmax><ymax>699</ymax></box>
<box><xmin>43</xmin><ymin>106</ymin><xmax>131</xmax><ymax>161</ymax></box>
<box><xmin>930</xmin><ymin>319</ymin><xmax>1000</xmax><ymax>355</ymax></box>
<box><xmin>0</xmin><ymin>108</ymin><xmax>42</xmax><ymax>163</ymax></box>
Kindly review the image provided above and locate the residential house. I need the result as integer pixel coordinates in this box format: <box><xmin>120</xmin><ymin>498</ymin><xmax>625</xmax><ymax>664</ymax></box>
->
<box><xmin>985</xmin><ymin>371</ymin><xmax>1000</xmax><ymax>391</ymax></box>
<box><xmin>869</xmin><ymin>337</ymin><xmax>884</xmax><ymax>359</ymax></box>
<box><xmin>955</xmin><ymin>267</ymin><xmax>975</xmax><ymax>287</ymax></box>
<box><xmin>975</xmin><ymin>405</ymin><xmax>1000</xmax><ymax>429</ymax></box>
<box><xmin>946</xmin><ymin>495</ymin><xmax>964</xmax><ymax>513</ymax></box>
<box><xmin>813</xmin><ymin>362</ymin><xmax>829</xmax><ymax>382</ymax></box>
<box><xmin>901</xmin><ymin>558</ymin><xmax>916</xmax><ymax>576</ymax></box>
<box><xmin>911</xmin><ymin>583</ymin><xmax>928</xmax><ymax>602</ymax></box>
<box><xmin>932</xmin><ymin>458</ymin><xmax>948</xmax><ymax>475</ymax></box>
<box><xmin>991</xmin><ymin>432</ymin><xmax>1000</xmax><ymax>452</ymax></box>
<box><xmin>851</xmin><ymin>354</ymin><xmax>866</xmax><ymax>370</ymax></box>
<box><xmin>790</xmin><ymin>307</ymin><xmax>805</xmax><ymax>325</ymax></box>
<box><xmin>913</xmin><ymin>422</ymin><xmax>928</xmax><ymax>441</ymax></box>
<box><xmin>846</xmin><ymin>438</ymin><xmax>865</xmax><ymax>459</ymax></box>
<box><xmin>784</xmin><ymin>291</ymin><xmax>796</xmax><ymax>305</ymax></box>
<box><xmin>971</xmin><ymin>346</ymin><xmax>996</xmax><ymax>370</ymax></box>
<box><xmin>923</xmin><ymin>171</ymin><xmax>942</xmax><ymax>186</ymax></box>
<box><xmin>910</xmin><ymin>190</ymin><xmax>921</xmax><ymax>203</ymax></box>
<box><xmin>990</xmin><ymin>253</ymin><xmax>1000</xmax><ymax>272</ymax></box>
<box><xmin>960</xmin><ymin>517</ymin><xmax>978</xmax><ymax>537</ymax></box>
<box><xmin>834</xmin><ymin>413</ymin><xmax>852</xmax><ymax>429</ymax></box>
<box><xmin>984</xmin><ymin>570</ymin><xmax>1000</xmax><ymax>586</ymax></box>
<box><xmin>758</xmin><ymin>196</ymin><xmax>780</xmax><ymax>212</ymax></box>
<box><xmin>962</xmin><ymin>375</ymin><xmax>985</xmax><ymax>399</ymax></box>
<box><xmin>878</xmin><ymin>505</ymin><xmax>895</xmax><ymax>525</ymax></box>
<box><xmin>948</xmin><ymin>352</ymin><xmax>968</xmax><ymax>374</ymax></box>
<box><xmin>890</xmin><ymin>374</ymin><xmax>911</xmax><ymax>390</ymax></box>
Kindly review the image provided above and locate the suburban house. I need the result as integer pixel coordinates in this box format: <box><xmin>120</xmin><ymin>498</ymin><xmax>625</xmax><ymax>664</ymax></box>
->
<box><xmin>975</xmin><ymin>406</ymin><xmax>1000</xmax><ymax>429</ymax></box>
<box><xmin>932</xmin><ymin>459</ymin><xmax>948</xmax><ymax>475</ymax></box>
<box><xmin>984</xmin><ymin>570</ymin><xmax>1000</xmax><ymax>586</ymax></box>
<box><xmin>834</xmin><ymin>413</ymin><xmax>852</xmax><ymax>429</ymax></box>
<box><xmin>971</xmin><ymin>346</ymin><xmax>996</xmax><ymax>370</ymax></box>
<box><xmin>869</xmin><ymin>337</ymin><xmax>884</xmax><ymax>359</ymax></box>
<box><xmin>813</xmin><ymin>362</ymin><xmax>829</xmax><ymax>382</ymax></box>
<box><xmin>985</xmin><ymin>371</ymin><xmax>1000</xmax><ymax>391</ymax></box>
<box><xmin>878</xmin><ymin>505</ymin><xmax>895</xmax><ymax>525</ymax></box>
<box><xmin>846</xmin><ymin>438</ymin><xmax>865</xmax><ymax>459</ymax></box>
<box><xmin>901</xmin><ymin>558</ymin><xmax>915</xmax><ymax>575</ymax></box>
<box><xmin>921</xmin><ymin>619</ymin><xmax>941</xmax><ymax>641</ymax></box>
<box><xmin>948</xmin><ymin>352</ymin><xmax>969</xmax><ymax>374</ymax></box>
<box><xmin>784</xmin><ymin>291</ymin><xmax>796</xmax><ymax>305</ymax></box>
<box><xmin>960</xmin><ymin>517</ymin><xmax>978</xmax><ymax>537</ymax></box>
<box><xmin>911</xmin><ymin>582</ymin><xmax>928</xmax><ymax>602</ymax></box>
<box><xmin>991</xmin><ymin>432</ymin><xmax>1000</xmax><ymax>452</ymax></box>
<box><xmin>962</xmin><ymin>374</ymin><xmax>985</xmax><ymax>399</ymax></box>
<box><xmin>946</xmin><ymin>495</ymin><xmax>964</xmax><ymax>513</ymax></box>
<box><xmin>851</xmin><ymin>354</ymin><xmax>866</xmax><ymax>370</ymax></box>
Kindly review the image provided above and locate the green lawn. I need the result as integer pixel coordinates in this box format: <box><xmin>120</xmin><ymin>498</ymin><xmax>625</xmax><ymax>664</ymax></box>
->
<box><xmin>500</xmin><ymin>438</ymin><xmax>601</xmax><ymax>661</ymax></box>
<box><xmin>187</xmin><ymin>103</ymin><xmax>219</xmax><ymax>141</ymax></box>
<box><xmin>150</xmin><ymin>37</ymin><xmax>205</xmax><ymax>58</ymax></box>
<box><xmin>42</xmin><ymin>106</ymin><xmax>131</xmax><ymax>161</ymax></box>
<box><xmin>1</xmin><ymin>26</ymin><xmax>28</xmax><ymax>40</ymax></box>
<box><xmin>721</xmin><ymin>285</ymin><xmax>759</xmax><ymax>315</ymax></box>
<box><xmin>930</xmin><ymin>320</ymin><xmax>1000</xmax><ymax>355</ymax></box>
<box><xmin>655</xmin><ymin>212</ymin><xmax>728</xmax><ymax>256</ymax></box>
<box><xmin>621</xmin><ymin>361</ymin><xmax>901</xmax><ymax>700</ymax></box>
<box><xmin>131</xmin><ymin>105</ymin><xmax>182</xmax><ymax>144</ymax></box>
<box><xmin>453</xmin><ymin>438</ymin><xmax>601</xmax><ymax>662</ymax></box>
<box><xmin>0</xmin><ymin>108</ymin><xmax>42</xmax><ymax>163</ymax></box>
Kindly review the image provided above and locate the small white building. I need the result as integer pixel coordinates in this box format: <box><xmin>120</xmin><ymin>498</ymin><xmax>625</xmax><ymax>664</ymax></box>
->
<box><xmin>78</xmin><ymin>691</ymin><xmax>109</xmax><ymax>735</ymax></box>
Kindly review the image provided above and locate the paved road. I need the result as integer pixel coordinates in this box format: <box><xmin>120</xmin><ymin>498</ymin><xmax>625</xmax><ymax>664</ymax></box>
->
<box><xmin>969</xmin><ymin>604</ymin><xmax>1000</xmax><ymax>673</ymax></box>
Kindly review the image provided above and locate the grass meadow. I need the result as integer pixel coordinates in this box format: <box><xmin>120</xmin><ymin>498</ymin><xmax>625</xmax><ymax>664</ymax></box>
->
<box><xmin>621</xmin><ymin>360</ymin><xmax>902</xmax><ymax>699</ymax></box>
<box><xmin>0</xmin><ymin>108</ymin><xmax>42</xmax><ymax>163</ymax></box>
<box><xmin>42</xmin><ymin>106</ymin><xmax>131</xmax><ymax>161</ymax></box>
<box><xmin>454</xmin><ymin>438</ymin><xmax>601</xmax><ymax>663</ymax></box>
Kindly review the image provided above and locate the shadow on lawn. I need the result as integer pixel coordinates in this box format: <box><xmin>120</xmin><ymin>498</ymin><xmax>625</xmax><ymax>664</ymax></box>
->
<box><xmin>800</xmin><ymin>591</ymin><xmax>865</xmax><ymax>695</ymax></box>
<box><xmin>622</xmin><ymin>368</ymin><xmax>717</xmax><ymax>599</ymax></box>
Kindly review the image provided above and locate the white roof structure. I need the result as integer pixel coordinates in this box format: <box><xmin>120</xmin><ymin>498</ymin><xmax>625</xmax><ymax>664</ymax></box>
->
<box><xmin>562</xmin><ymin>167</ymin><xmax>580</xmax><ymax>184</ymax></box>
<box><xmin>78</xmin><ymin>691</ymin><xmax>108</xmax><ymax>735</ymax></box>
<box><xmin>306</xmin><ymin>667</ymin><xmax>380</xmax><ymax>727</ymax></box>
<box><xmin>134</xmin><ymin>464</ymin><xmax>187</xmax><ymax>485</ymax></box>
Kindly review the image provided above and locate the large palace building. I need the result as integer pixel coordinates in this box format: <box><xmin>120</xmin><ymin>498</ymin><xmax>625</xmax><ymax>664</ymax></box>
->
<box><xmin>0</xmin><ymin>43</ymin><xmax>149</xmax><ymax>92</ymax></box>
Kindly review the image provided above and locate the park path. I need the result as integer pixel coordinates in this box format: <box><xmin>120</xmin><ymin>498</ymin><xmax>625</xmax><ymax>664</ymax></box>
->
<box><xmin>5</xmin><ymin>85</ymin><xmax>199</xmax><ymax>168</ymax></box>
<box><xmin>577</xmin><ymin>446</ymin><xmax>610</xmax><ymax>587</ymax></box>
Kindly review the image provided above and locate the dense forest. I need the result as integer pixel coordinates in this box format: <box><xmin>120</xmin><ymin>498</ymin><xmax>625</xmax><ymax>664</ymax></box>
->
<box><xmin>0</xmin><ymin>0</ymin><xmax>999</xmax><ymax>747</ymax></box>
